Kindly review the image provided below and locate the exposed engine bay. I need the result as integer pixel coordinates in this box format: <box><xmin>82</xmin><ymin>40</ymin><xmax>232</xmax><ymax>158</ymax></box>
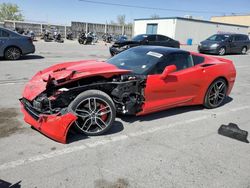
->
<box><xmin>22</xmin><ymin>74</ymin><xmax>146</xmax><ymax>116</ymax></box>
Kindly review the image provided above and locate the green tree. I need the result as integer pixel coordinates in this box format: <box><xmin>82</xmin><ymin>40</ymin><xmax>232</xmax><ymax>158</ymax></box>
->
<box><xmin>0</xmin><ymin>3</ymin><xmax>24</xmax><ymax>22</ymax></box>
<box><xmin>110</xmin><ymin>14</ymin><xmax>132</xmax><ymax>26</ymax></box>
<box><xmin>117</xmin><ymin>14</ymin><xmax>126</xmax><ymax>26</ymax></box>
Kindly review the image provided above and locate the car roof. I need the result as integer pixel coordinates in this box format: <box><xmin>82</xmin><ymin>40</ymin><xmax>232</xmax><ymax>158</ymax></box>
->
<box><xmin>136</xmin><ymin>34</ymin><xmax>165</xmax><ymax>37</ymax></box>
<box><xmin>0</xmin><ymin>26</ymin><xmax>22</xmax><ymax>36</ymax></box>
<box><xmin>133</xmin><ymin>45</ymin><xmax>188</xmax><ymax>56</ymax></box>
<box><xmin>213</xmin><ymin>33</ymin><xmax>248</xmax><ymax>36</ymax></box>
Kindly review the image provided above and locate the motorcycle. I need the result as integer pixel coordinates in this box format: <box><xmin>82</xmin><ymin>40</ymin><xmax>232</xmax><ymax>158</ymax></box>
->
<box><xmin>54</xmin><ymin>33</ymin><xmax>64</xmax><ymax>43</ymax></box>
<box><xmin>66</xmin><ymin>32</ymin><xmax>73</xmax><ymax>40</ymax></box>
<box><xmin>102</xmin><ymin>33</ymin><xmax>112</xmax><ymax>43</ymax></box>
<box><xmin>43</xmin><ymin>30</ymin><xmax>53</xmax><ymax>42</ymax></box>
<box><xmin>78</xmin><ymin>32</ymin><xmax>93</xmax><ymax>45</ymax></box>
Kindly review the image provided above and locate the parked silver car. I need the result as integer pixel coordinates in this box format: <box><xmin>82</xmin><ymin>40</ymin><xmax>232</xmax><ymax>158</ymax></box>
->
<box><xmin>0</xmin><ymin>27</ymin><xmax>35</xmax><ymax>60</ymax></box>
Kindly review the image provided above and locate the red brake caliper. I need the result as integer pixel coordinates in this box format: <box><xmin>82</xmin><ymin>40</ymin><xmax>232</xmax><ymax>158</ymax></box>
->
<box><xmin>99</xmin><ymin>104</ymin><xmax>108</xmax><ymax>121</ymax></box>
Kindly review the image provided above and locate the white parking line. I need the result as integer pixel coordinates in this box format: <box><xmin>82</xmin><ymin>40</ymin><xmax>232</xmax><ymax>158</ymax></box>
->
<box><xmin>0</xmin><ymin>105</ymin><xmax>249</xmax><ymax>171</ymax></box>
<box><xmin>0</xmin><ymin>82</ymin><xmax>25</xmax><ymax>86</ymax></box>
<box><xmin>235</xmin><ymin>65</ymin><xmax>250</xmax><ymax>69</ymax></box>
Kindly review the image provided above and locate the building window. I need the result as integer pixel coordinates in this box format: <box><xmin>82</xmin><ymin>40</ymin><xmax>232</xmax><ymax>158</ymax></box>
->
<box><xmin>146</xmin><ymin>24</ymin><xmax>158</xmax><ymax>34</ymax></box>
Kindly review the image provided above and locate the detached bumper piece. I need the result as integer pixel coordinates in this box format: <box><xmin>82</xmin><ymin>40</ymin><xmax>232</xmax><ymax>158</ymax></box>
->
<box><xmin>20</xmin><ymin>98</ymin><xmax>77</xmax><ymax>144</ymax></box>
<box><xmin>218</xmin><ymin>123</ymin><xmax>249</xmax><ymax>143</ymax></box>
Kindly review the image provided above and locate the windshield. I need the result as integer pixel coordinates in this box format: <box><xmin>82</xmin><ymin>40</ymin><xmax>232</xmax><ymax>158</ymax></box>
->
<box><xmin>107</xmin><ymin>47</ymin><xmax>163</xmax><ymax>75</ymax></box>
<box><xmin>132</xmin><ymin>34</ymin><xmax>147</xmax><ymax>42</ymax></box>
<box><xmin>207</xmin><ymin>34</ymin><xmax>230</xmax><ymax>41</ymax></box>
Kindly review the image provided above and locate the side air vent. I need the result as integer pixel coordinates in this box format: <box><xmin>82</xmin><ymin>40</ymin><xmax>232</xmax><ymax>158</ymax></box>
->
<box><xmin>201</xmin><ymin>64</ymin><xmax>215</xmax><ymax>67</ymax></box>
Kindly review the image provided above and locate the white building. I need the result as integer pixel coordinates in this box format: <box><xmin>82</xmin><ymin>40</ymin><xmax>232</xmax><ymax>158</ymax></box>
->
<box><xmin>134</xmin><ymin>17</ymin><xmax>249</xmax><ymax>45</ymax></box>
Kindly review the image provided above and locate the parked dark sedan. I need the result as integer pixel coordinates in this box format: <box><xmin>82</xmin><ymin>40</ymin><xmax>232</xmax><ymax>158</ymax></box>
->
<box><xmin>109</xmin><ymin>34</ymin><xmax>180</xmax><ymax>56</ymax></box>
<box><xmin>198</xmin><ymin>34</ymin><xmax>250</xmax><ymax>56</ymax></box>
<box><xmin>0</xmin><ymin>27</ymin><xmax>35</xmax><ymax>60</ymax></box>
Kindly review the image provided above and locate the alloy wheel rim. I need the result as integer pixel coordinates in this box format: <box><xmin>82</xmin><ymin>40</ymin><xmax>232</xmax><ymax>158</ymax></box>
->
<box><xmin>74</xmin><ymin>97</ymin><xmax>112</xmax><ymax>134</ymax></box>
<box><xmin>208</xmin><ymin>81</ymin><xmax>226</xmax><ymax>107</ymax></box>
<box><xmin>219</xmin><ymin>48</ymin><xmax>225</xmax><ymax>55</ymax></box>
<box><xmin>6</xmin><ymin>48</ymin><xmax>20</xmax><ymax>60</ymax></box>
<box><xmin>242</xmin><ymin>47</ymin><xmax>247</xmax><ymax>54</ymax></box>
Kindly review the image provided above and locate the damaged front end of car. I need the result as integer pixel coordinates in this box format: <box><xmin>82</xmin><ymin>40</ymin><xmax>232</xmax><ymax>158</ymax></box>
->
<box><xmin>20</xmin><ymin>73</ymin><xmax>146</xmax><ymax>143</ymax></box>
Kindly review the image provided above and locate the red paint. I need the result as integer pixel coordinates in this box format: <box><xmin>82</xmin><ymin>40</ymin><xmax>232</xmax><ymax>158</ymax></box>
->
<box><xmin>21</xmin><ymin>53</ymin><xmax>236</xmax><ymax>143</ymax></box>
<box><xmin>21</xmin><ymin>104</ymin><xmax>77</xmax><ymax>143</ymax></box>
<box><xmin>23</xmin><ymin>60</ymin><xmax>130</xmax><ymax>101</ymax></box>
<box><xmin>138</xmin><ymin>53</ymin><xmax>236</xmax><ymax>115</ymax></box>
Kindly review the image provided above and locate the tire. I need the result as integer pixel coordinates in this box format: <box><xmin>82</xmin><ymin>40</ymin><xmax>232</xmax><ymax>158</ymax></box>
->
<box><xmin>204</xmin><ymin>78</ymin><xmax>228</xmax><ymax>109</ymax></box>
<box><xmin>78</xmin><ymin>39</ymin><xmax>83</xmax><ymax>44</ymax></box>
<box><xmin>241</xmin><ymin>46</ymin><xmax>247</xmax><ymax>54</ymax></box>
<box><xmin>218</xmin><ymin>47</ymin><xmax>226</xmax><ymax>56</ymax></box>
<box><xmin>68</xmin><ymin>90</ymin><xmax>116</xmax><ymax>136</ymax></box>
<box><xmin>110</xmin><ymin>51</ymin><xmax>115</xmax><ymax>56</ymax></box>
<box><xmin>4</xmin><ymin>47</ymin><xmax>21</xmax><ymax>60</ymax></box>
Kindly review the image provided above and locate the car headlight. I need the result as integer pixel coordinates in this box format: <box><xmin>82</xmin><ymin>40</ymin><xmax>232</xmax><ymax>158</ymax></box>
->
<box><xmin>211</xmin><ymin>43</ymin><xmax>219</xmax><ymax>48</ymax></box>
<box><xmin>121</xmin><ymin>45</ymin><xmax>130</xmax><ymax>50</ymax></box>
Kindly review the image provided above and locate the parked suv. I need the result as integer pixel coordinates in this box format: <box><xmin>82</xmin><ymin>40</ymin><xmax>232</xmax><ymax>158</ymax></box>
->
<box><xmin>0</xmin><ymin>27</ymin><xmax>35</xmax><ymax>60</ymax></box>
<box><xmin>198</xmin><ymin>34</ymin><xmax>250</xmax><ymax>55</ymax></box>
<box><xmin>110</xmin><ymin>34</ymin><xmax>180</xmax><ymax>56</ymax></box>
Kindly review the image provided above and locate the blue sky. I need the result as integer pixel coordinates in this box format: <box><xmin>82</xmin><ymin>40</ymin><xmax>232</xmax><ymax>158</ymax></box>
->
<box><xmin>1</xmin><ymin>0</ymin><xmax>250</xmax><ymax>25</ymax></box>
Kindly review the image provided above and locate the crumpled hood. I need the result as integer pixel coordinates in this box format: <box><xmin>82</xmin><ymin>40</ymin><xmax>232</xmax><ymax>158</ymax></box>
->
<box><xmin>22</xmin><ymin>60</ymin><xmax>130</xmax><ymax>101</ymax></box>
<box><xmin>112</xmin><ymin>40</ymin><xmax>140</xmax><ymax>47</ymax></box>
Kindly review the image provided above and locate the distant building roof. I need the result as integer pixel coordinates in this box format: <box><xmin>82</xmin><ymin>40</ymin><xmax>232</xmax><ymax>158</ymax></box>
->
<box><xmin>134</xmin><ymin>17</ymin><xmax>249</xmax><ymax>28</ymax></box>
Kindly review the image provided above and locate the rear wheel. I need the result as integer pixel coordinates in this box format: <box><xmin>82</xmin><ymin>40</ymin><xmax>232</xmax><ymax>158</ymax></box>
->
<box><xmin>68</xmin><ymin>90</ymin><xmax>116</xmax><ymax>136</ymax></box>
<box><xmin>4</xmin><ymin>47</ymin><xmax>21</xmax><ymax>60</ymax></box>
<box><xmin>204</xmin><ymin>79</ymin><xmax>228</xmax><ymax>109</ymax></box>
<box><xmin>218</xmin><ymin>47</ymin><xmax>226</xmax><ymax>56</ymax></box>
<box><xmin>241</xmin><ymin>46</ymin><xmax>247</xmax><ymax>54</ymax></box>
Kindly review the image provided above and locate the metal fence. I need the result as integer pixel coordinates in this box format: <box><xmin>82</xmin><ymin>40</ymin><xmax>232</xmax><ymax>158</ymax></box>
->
<box><xmin>71</xmin><ymin>21</ymin><xmax>132</xmax><ymax>39</ymax></box>
<box><xmin>1</xmin><ymin>20</ymin><xmax>133</xmax><ymax>39</ymax></box>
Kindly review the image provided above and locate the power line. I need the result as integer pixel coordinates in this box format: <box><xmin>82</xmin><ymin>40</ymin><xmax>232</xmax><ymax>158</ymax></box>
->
<box><xmin>79</xmin><ymin>0</ymin><xmax>247</xmax><ymax>15</ymax></box>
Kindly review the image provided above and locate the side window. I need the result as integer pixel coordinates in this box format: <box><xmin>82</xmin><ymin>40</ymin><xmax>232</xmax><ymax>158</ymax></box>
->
<box><xmin>153</xmin><ymin>57</ymin><xmax>171</xmax><ymax>74</ymax></box>
<box><xmin>157</xmin><ymin>35</ymin><xmax>169</xmax><ymax>41</ymax></box>
<box><xmin>240</xmin><ymin>35</ymin><xmax>249</xmax><ymax>41</ymax></box>
<box><xmin>169</xmin><ymin>53</ymin><xmax>193</xmax><ymax>71</ymax></box>
<box><xmin>192</xmin><ymin>55</ymin><xmax>205</xmax><ymax>65</ymax></box>
<box><xmin>234</xmin><ymin>35</ymin><xmax>241</xmax><ymax>41</ymax></box>
<box><xmin>0</xmin><ymin>29</ymin><xmax>10</xmax><ymax>38</ymax></box>
<box><xmin>153</xmin><ymin>53</ymin><xmax>193</xmax><ymax>74</ymax></box>
<box><xmin>147</xmin><ymin>35</ymin><xmax>157</xmax><ymax>42</ymax></box>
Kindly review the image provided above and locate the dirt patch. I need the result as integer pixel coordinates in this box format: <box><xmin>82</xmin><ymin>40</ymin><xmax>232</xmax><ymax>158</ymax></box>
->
<box><xmin>94</xmin><ymin>178</ymin><xmax>129</xmax><ymax>188</ymax></box>
<box><xmin>0</xmin><ymin>108</ymin><xmax>23</xmax><ymax>138</ymax></box>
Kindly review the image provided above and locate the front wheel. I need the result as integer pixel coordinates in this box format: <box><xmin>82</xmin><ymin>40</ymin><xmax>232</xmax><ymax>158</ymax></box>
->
<box><xmin>4</xmin><ymin>47</ymin><xmax>21</xmax><ymax>60</ymax></box>
<box><xmin>204</xmin><ymin>78</ymin><xmax>228</xmax><ymax>109</ymax></box>
<box><xmin>68</xmin><ymin>90</ymin><xmax>116</xmax><ymax>136</ymax></box>
<box><xmin>218</xmin><ymin>47</ymin><xmax>226</xmax><ymax>56</ymax></box>
<box><xmin>241</xmin><ymin>46</ymin><xmax>247</xmax><ymax>54</ymax></box>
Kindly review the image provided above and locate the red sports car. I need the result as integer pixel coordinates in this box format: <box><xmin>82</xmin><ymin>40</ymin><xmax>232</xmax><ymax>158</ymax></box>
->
<box><xmin>20</xmin><ymin>46</ymin><xmax>236</xmax><ymax>143</ymax></box>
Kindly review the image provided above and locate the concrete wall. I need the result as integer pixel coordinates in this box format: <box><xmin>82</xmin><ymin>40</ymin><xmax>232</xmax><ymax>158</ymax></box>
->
<box><xmin>71</xmin><ymin>21</ymin><xmax>132</xmax><ymax>39</ymax></box>
<box><xmin>134</xmin><ymin>19</ymin><xmax>176</xmax><ymax>39</ymax></box>
<box><xmin>211</xmin><ymin>15</ymin><xmax>250</xmax><ymax>34</ymax></box>
<box><xmin>3</xmin><ymin>20</ymin><xmax>70</xmax><ymax>37</ymax></box>
<box><xmin>175</xmin><ymin>19</ymin><xmax>249</xmax><ymax>44</ymax></box>
<box><xmin>134</xmin><ymin>18</ymin><xmax>249</xmax><ymax>45</ymax></box>
<box><xmin>1</xmin><ymin>20</ymin><xmax>132</xmax><ymax>39</ymax></box>
<box><xmin>211</xmin><ymin>15</ymin><xmax>250</xmax><ymax>27</ymax></box>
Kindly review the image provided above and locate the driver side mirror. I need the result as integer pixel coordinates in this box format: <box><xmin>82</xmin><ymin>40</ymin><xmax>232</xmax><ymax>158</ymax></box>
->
<box><xmin>160</xmin><ymin>65</ymin><xmax>177</xmax><ymax>80</ymax></box>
